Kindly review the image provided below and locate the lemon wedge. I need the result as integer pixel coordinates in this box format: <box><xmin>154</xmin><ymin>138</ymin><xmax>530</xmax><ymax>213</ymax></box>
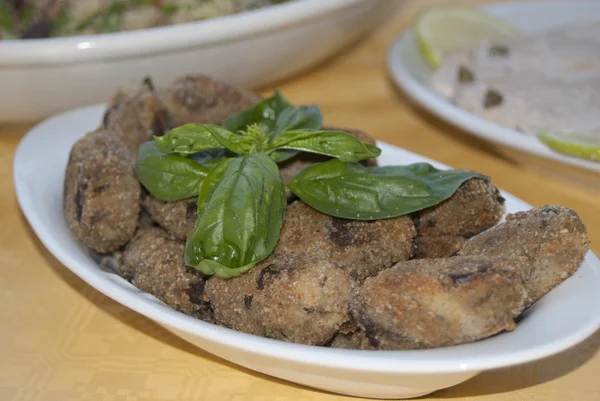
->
<box><xmin>538</xmin><ymin>130</ymin><xmax>600</xmax><ymax>162</ymax></box>
<box><xmin>416</xmin><ymin>5</ymin><xmax>519</xmax><ymax>69</ymax></box>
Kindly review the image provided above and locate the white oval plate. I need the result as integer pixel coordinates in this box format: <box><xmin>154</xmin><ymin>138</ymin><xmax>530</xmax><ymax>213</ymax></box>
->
<box><xmin>14</xmin><ymin>105</ymin><xmax>600</xmax><ymax>399</ymax></box>
<box><xmin>387</xmin><ymin>1</ymin><xmax>600</xmax><ymax>177</ymax></box>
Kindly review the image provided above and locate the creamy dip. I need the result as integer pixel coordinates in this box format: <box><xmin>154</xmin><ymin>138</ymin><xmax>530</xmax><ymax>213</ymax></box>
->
<box><xmin>429</xmin><ymin>22</ymin><xmax>600</xmax><ymax>139</ymax></box>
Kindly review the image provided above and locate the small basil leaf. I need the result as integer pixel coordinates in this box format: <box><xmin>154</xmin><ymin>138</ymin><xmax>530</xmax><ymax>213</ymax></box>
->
<box><xmin>223</xmin><ymin>90</ymin><xmax>291</xmax><ymax>133</ymax></box>
<box><xmin>269</xmin><ymin>105</ymin><xmax>323</xmax><ymax>161</ymax></box>
<box><xmin>204</xmin><ymin>125</ymin><xmax>257</xmax><ymax>155</ymax></box>
<box><xmin>270</xmin><ymin>149</ymin><xmax>299</xmax><ymax>163</ymax></box>
<box><xmin>134</xmin><ymin>141</ymin><xmax>220</xmax><ymax>201</ymax></box>
<box><xmin>268</xmin><ymin>130</ymin><xmax>381</xmax><ymax>162</ymax></box>
<box><xmin>364</xmin><ymin>143</ymin><xmax>382</xmax><ymax>156</ymax></box>
<box><xmin>273</xmin><ymin>105</ymin><xmax>323</xmax><ymax>136</ymax></box>
<box><xmin>155</xmin><ymin>124</ymin><xmax>225</xmax><ymax>155</ymax></box>
<box><xmin>185</xmin><ymin>154</ymin><xmax>286</xmax><ymax>277</ymax></box>
<box><xmin>288</xmin><ymin>160</ymin><xmax>483</xmax><ymax>220</ymax></box>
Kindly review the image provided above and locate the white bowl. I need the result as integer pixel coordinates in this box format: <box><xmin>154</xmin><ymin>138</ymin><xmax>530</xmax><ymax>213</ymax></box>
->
<box><xmin>387</xmin><ymin>1</ymin><xmax>600</xmax><ymax>190</ymax></box>
<box><xmin>14</xmin><ymin>104</ymin><xmax>600</xmax><ymax>399</ymax></box>
<box><xmin>0</xmin><ymin>0</ymin><xmax>397</xmax><ymax>123</ymax></box>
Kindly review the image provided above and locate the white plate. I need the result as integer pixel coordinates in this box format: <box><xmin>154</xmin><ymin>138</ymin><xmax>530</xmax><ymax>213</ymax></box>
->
<box><xmin>14</xmin><ymin>104</ymin><xmax>600</xmax><ymax>399</ymax></box>
<box><xmin>387</xmin><ymin>1</ymin><xmax>600</xmax><ymax>185</ymax></box>
<box><xmin>0</xmin><ymin>0</ymin><xmax>398</xmax><ymax>123</ymax></box>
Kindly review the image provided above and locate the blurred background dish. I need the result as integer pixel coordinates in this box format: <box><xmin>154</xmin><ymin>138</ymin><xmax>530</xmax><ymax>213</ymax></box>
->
<box><xmin>0</xmin><ymin>0</ymin><xmax>294</xmax><ymax>39</ymax></box>
<box><xmin>0</xmin><ymin>0</ymin><xmax>397</xmax><ymax>123</ymax></box>
<box><xmin>388</xmin><ymin>1</ymin><xmax>600</xmax><ymax>190</ymax></box>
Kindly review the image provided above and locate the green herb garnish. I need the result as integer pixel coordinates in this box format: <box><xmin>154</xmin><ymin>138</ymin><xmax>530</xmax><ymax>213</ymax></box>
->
<box><xmin>134</xmin><ymin>89</ymin><xmax>480</xmax><ymax>278</ymax></box>
<box><xmin>134</xmin><ymin>142</ymin><xmax>222</xmax><ymax>201</ymax></box>
<box><xmin>288</xmin><ymin>160</ymin><xmax>482</xmax><ymax>220</ymax></box>
<box><xmin>184</xmin><ymin>154</ymin><xmax>286</xmax><ymax>277</ymax></box>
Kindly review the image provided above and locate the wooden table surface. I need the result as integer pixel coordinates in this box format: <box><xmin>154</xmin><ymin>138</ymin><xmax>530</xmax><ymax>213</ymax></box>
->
<box><xmin>2</xmin><ymin>1</ymin><xmax>599</xmax><ymax>400</ymax></box>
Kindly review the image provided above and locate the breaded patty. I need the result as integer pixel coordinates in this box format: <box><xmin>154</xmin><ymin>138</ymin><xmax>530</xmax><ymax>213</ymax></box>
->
<box><xmin>328</xmin><ymin>326</ymin><xmax>375</xmax><ymax>350</ymax></box>
<box><xmin>352</xmin><ymin>256</ymin><xmax>528</xmax><ymax>350</ymax></box>
<box><xmin>413</xmin><ymin>235</ymin><xmax>467</xmax><ymax>260</ymax></box>
<box><xmin>142</xmin><ymin>194</ymin><xmax>197</xmax><ymax>241</ymax></box>
<box><xmin>121</xmin><ymin>227</ymin><xmax>212</xmax><ymax>321</ymax></box>
<box><xmin>460</xmin><ymin>205</ymin><xmax>589</xmax><ymax>306</ymax></box>
<box><xmin>328</xmin><ymin>331</ymin><xmax>364</xmax><ymax>350</ymax></box>
<box><xmin>274</xmin><ymin>201</ymin><xmax>416</xmax><ymax>282</ymax></box>
<box><xmin>104</xmin><ymin>80</ymin><xmax>171</xmax><ymax>153</ymax></box>
<box><xmin>205</xmin><ymin>252</ymin><xmax>352</xmax><ymax>345</ymax></box>
<box><xmin>64</xmin><ymin>129</ymin><xmax>140</xmax><ymax>253</ymax></box>
<box><xmin>159</xmin><ymin>74</ymin><xmax>261</xmax><ymax>126</ymax></box>
<box><xmin>413</xmin><ymin>178</ymin><xmax>505</xmax><ymax>258</ymax></box>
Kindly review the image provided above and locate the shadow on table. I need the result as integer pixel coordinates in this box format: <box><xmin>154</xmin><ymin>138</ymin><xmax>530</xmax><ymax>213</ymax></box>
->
<box><xmin>21</xmin><ymin>213</ymin><xmax>316</xmax><ymax>395</ymax></box>
<box><xmin>435</xmin><ymin>328</ymin><xmax>600</xmax><ymax>398</ymax></box>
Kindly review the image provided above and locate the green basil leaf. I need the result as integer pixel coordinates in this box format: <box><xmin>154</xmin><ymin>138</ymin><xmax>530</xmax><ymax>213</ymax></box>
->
<box><xmin>185</xmin><ymin>154</ymin><xmax>286</xmax><ymax>277</ymax></box>
<box><xmin>223</xmin><ymin>90</ymin><xmax>292</xmax><ymax>133</ymax></box>
<box><xmin>191</xmin><ymin>148</ymin><xmax>228</xmax><ymax>164</ymax></box>
<box><xmin>273</xmin><ymin>105</ymin><xmax>323</xmax><ymax>136</ymax></box>
<box><xmin>270</xmin><ymin>149</ymin><xmax>299</xmax><ymax>163</ymax></box>
<box><xmin>268</xmin><ymin>130</ymin><xmax>381</xmax><ymax>162</ymax></box>
<box><xmin>269</xmin><ymin>105</ymin><xmax>323</xmax><ymax>162</ymax></box>
<box><xmin>195</xmin><ymin>157</ymin><xmax>235</xmax><ymax>215</ymax></box>
<box><xmin>204</xmin><ymin>125</ymin><xmax>258</xmax><ymax>155</ymax></box>
<box><xmin>155</xmin><ymin>124</ymin><xmax>234</xmax><ymax>155</ymax></box>
<box><xmin>134</xmin><ymin>141</ymin><xmax>220</xmax><ymax>201</ymax></box>
<box><xmin>288</xmin><ymin>160</ymin><xmax>483</xmax><ymax>220</ymax></box>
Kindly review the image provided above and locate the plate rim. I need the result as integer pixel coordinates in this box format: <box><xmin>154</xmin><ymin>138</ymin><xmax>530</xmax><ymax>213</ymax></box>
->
<box><xmin>386</xmin><ymin>0</ymin><xmax>600</xmax><ymax>174</ymax></box>
<box><xmin>13</xmin><ymin>104</ymin><xmax>600</xmax><ymax>375</ymax></box>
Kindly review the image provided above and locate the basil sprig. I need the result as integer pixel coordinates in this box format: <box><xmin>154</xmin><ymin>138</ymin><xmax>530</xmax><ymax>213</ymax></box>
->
<box><xmin>288</xmin><ymin>160</ymin><xmax>483</xmax><ymax>220</ymax></box>
<box><xmin>224</xmin><ymin>91</ymin><xmax>323</xmax><ymax>163</ymax></box>
<box><xmin>134</xmin><ymin>89</ymin><xmax>481</xmax><ymax>278</ymax></box>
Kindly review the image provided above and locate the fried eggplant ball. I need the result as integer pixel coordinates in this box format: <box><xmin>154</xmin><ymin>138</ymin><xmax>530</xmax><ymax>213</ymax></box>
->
<box><xmin>352</xmin><ymin>256</ymin><xmax>528</xmax><ymax>350</ymax></box>
<box><xmin>64</xmin><ymin>129</ymin><xmax>141</xmax><ymax>253</ymax></box>
<box><xmin>274</xmin><ymin>201</ymin><xmax>416</xmax><ymax>282</ymax></box>
<box><xmin>205</xmin><ymin>252</ymin><xmax>352</xmax><ymax>345</ymax></box>
<box><xmin>279</xmin><ymin>126</ymin><xmax>378</xmax><ymax>186</ymax></box>
<box><xmin>103</xmin><ymin>79</ymin><xmax>171</xmax><ymax>153</ymax></box>
<box><xmin>142</xmin><ymin>195</ymin><xmax>197</xmax><ymax>241</ymax></box>
<box><xmin>328</xmin><ymin>331</ymin><xmax>365</xmax><ymax>350</ymax></box>
<box><xmin>120</xmin><ymin>227</ymin><xmax>212</xmax><ymax>321</ymax></box>
<box><xmin>159</xmin><ymin>74</ymin><xmax>261</xmax><ymax>126</ymax></box>
<box><xmin>460</xmin><ymin>205</ymin><xmax>589</xmax><ymax>306</ymax></box>
<box><xmin>413</xmin><ymin>177</ymin><xmax>505</xmax><ymax>259</ymax></box>
<box><xmin>328</xmin><ymin>325</ymin><xmax>375</xmax><ymax>350</ymax></box>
